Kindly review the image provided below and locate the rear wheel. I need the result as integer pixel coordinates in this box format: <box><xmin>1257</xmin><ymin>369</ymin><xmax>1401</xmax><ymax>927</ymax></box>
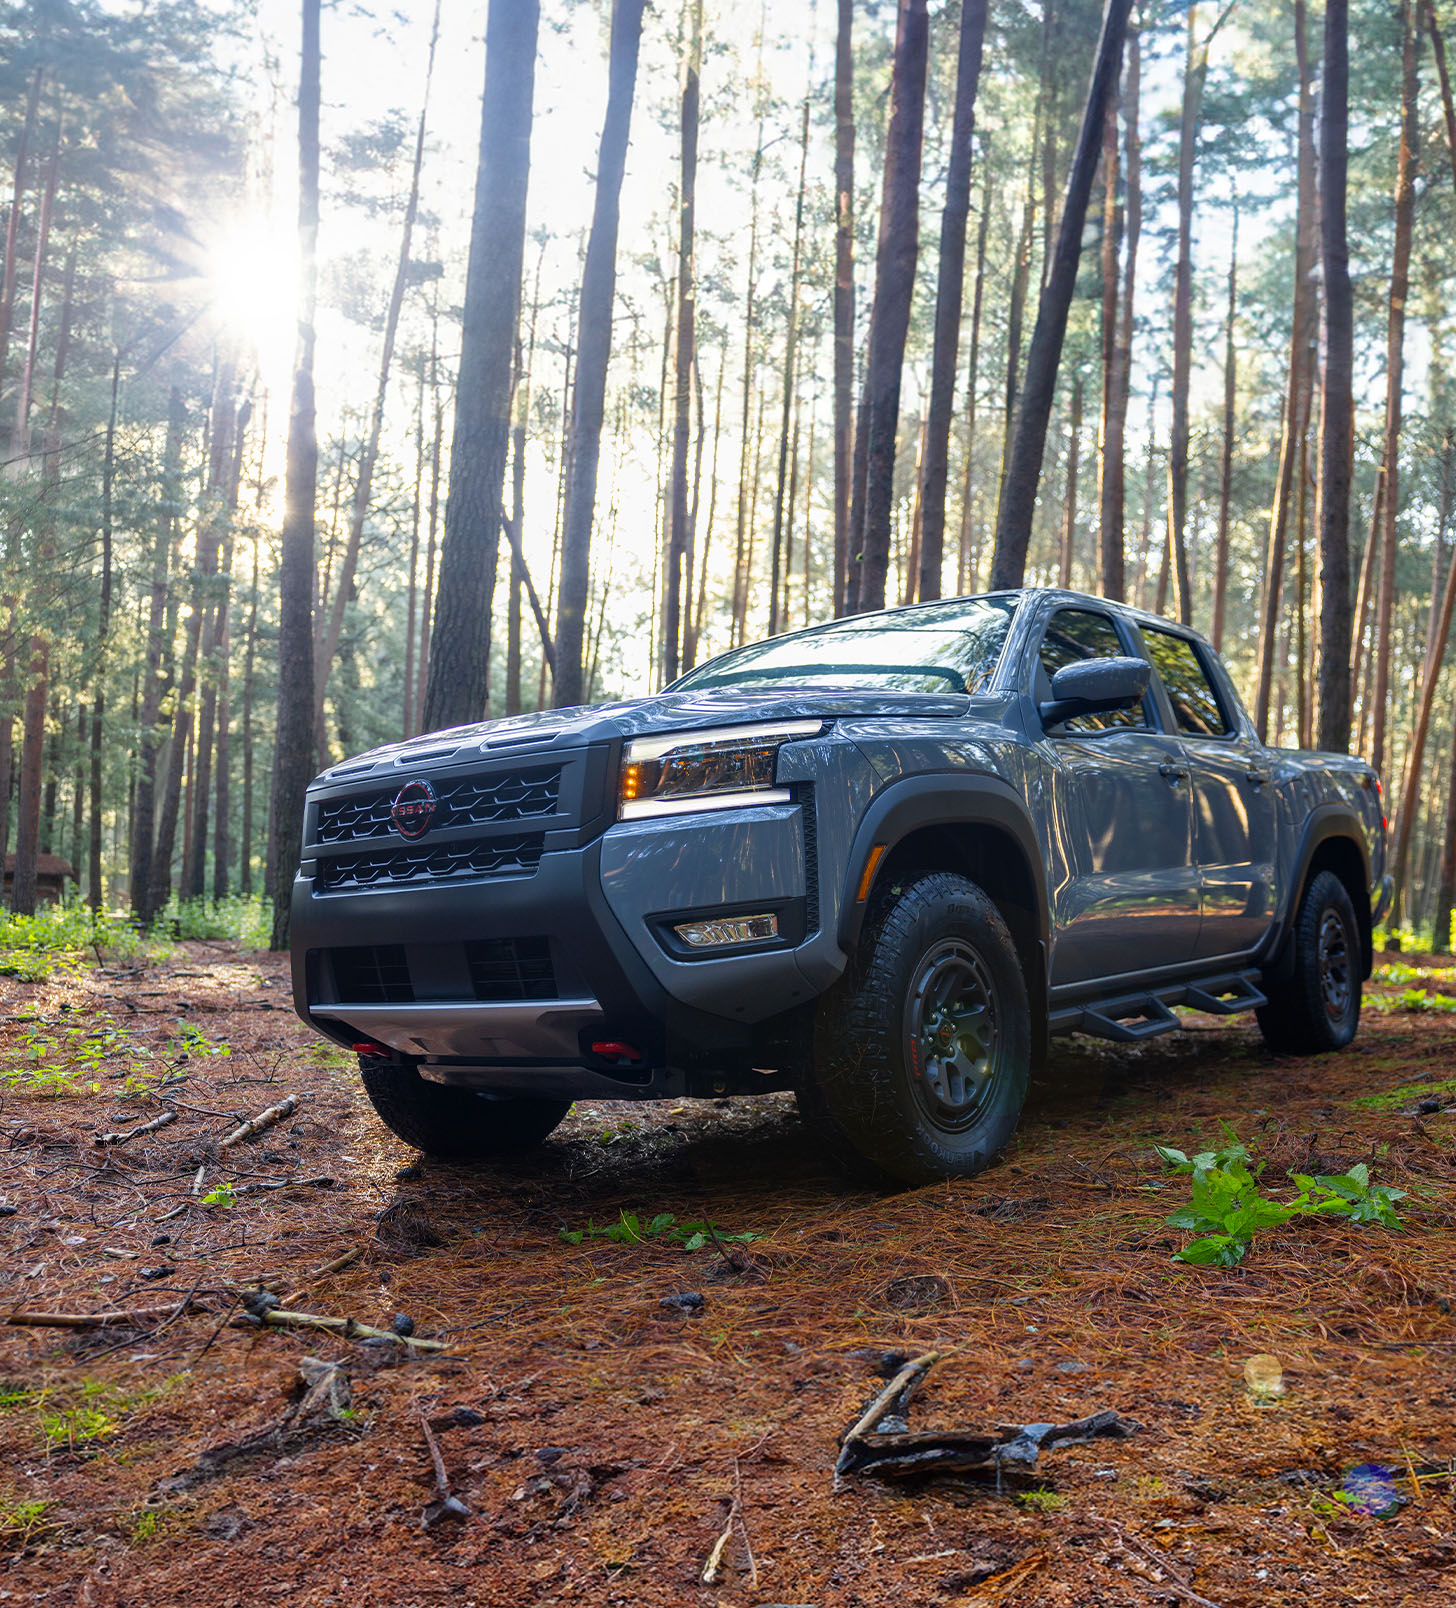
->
<box><xmin>1257</xmin><ymin>869</ymin><xmax>1362</xmax><ymax>1054</ymax></box>
<box><xmin>358</xmin><ymin>1058</ymin><xmax>570</xmax><ymax>1159</ymax></box>
<box><xmin>797</xmin><ymin>871</ymin><xmax>1031</xmax><ymax>1186</ymax></box>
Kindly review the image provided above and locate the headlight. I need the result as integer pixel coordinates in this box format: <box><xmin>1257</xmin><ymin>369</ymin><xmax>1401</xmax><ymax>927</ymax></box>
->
<box><xmin>618</xmin><ymin>720</ymin><xmax>823</xmax><ymax>820</ymax></box>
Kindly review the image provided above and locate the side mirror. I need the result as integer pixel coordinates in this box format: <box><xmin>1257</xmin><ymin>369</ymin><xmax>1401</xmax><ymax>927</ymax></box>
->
<box><xmin>1040</xmin><ymin>656</ymin><xmax>1151</xmax><ymax>728</ymax></box>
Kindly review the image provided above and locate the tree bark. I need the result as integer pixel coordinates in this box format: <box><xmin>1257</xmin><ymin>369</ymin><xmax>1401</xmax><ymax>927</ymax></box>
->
<box><xmin>665</xmin><ymin>0</ymin><xmax>702</xmax><ymax>677</ymax></box>
<box><xmin>0</xmin><ymin>66</ymin><xmax>43</xmax><ymax>402</ymax></box>
<box><xmin>1058</xmin><ymin>377</ymin><xmax>1083</xmax><ymax>587</ymax></box>
<box><xmin>848</xmin><ymin>0</ymin><xmax>930</xmax><ymax>615</ymax></box>
<box><xmin>956</xmin><ymin>176</ymin><xmax>991</xmax><ymax>593</ymax></box>
<box><xmin>269</xmin><ymin>0</ymin><xmax>322</xmax><ymax>949</ymax></box>
<box><xmin>1211</xmin><ymin>202</ymin><xmax>1238</xmax><ymax>651</ymax></box>
<box><xmin>1253</xmin><ymin>0</ymin><xmax>1317</xmax><ymax>739</ymax></box>
<box><xmin>1369</xmin><ymin>0</ymin><xmax>1423</xmax><ymax>780</ymax></box>
<box><xmin>1099</xmin><ymin>27</ymin><xmax>1140</xmax><ymax>602</ymax></box>
<box><xmin>917</xmin><ymin>0</ymin><xmax>988</xmax><ymax>604</ymax></box>
<box><xmin>554</xmin><ymin>0</ymin><xmax>646</xmax><ymax>706</ymax></box>
<box><xmin>768</xmin><ymin>78</ymin><xmax>810</xmax><ymax>636</ymax></box>
<box><xmin>86</xmin><ymin>354</ymin><xmax>119</xmax><ymax>910</ymax></box>
<box><xmin>10</xmin><ymin>436</ymin><xmax>59</xmax><ymax>916</ymax></box>
<box><xmin>990</xmin><ymin>0</ymin><xmax>1134</xmax><ymax>589</ymax></box>
<box><xmin>423</xmin><ymin>0</ymin><xmax>539</xmax><ymax>730</ymax></box>
<box><xmin>1094</xmin><ymin>83</ymin><xmax>1121</xmax><ymax>599</ymax></box>
<box><xmin>833</xmin><ymin>0</ymin><xmax>855</xmax><ymax>615</ymax></box>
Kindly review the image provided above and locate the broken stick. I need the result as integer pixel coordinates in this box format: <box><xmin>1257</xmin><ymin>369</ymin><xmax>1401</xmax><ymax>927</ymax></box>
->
<box><xmin>419</xmin><ymin>1404</ymin><xmax>471</xmax><ymax>1527</ymax></box>
<box><xmin>237</xmin><ymin>1306</ymin><xmax>447</xmax><ymax>1352</ymax></box>
<box><xmin>839</xmin><ymin>1351</ymin><xmax>942</xmax><ymax>1450</ymax></box>
<box><xmin>220</xmin><ymin>1093</ymin><xmax>309</xmax><ymax>1150</ymax></box>
<box><xmin>94</xmin><ymin>1109</ymin><xmax>178</xmax><ymax>1147</ymax></box>
<box><xmin>3</xmin><ymin>1296</ymin><xmax>207</xmax><ymax>1330</ymax></box>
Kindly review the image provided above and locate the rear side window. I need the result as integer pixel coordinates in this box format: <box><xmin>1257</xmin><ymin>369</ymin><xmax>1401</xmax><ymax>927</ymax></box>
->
<box><xmin>1036</xmin><ymin>609</ymin><xmax>1145</xmax><ymax>733</ymax></box>
<box><xmin>1143</xmin><ymin>629</ymin><xmax>1232</xmax><ymax>737</ymax></box>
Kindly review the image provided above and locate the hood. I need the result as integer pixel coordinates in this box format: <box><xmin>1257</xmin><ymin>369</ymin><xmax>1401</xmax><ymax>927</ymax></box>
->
<box><xmin>314</xmin><ymin>687</ymin><xmax>977</xmax><ymax>784</ymax></box>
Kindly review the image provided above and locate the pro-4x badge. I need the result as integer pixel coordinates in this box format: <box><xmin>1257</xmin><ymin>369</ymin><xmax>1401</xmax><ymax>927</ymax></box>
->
<box><xmin>390</xmin><ymin>779</ymin><xmax>438</xmax><ymax>839</ymax></box>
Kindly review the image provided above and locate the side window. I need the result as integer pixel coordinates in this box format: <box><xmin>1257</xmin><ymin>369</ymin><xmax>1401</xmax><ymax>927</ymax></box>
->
<box><xmin>1036</xmin><ymin>609</ymin><xmax>1146</xmax><ymax>734</ymax></box>
<box><xmin>1143</xmin><ymin>629</ymin><xmax>1233</xmax><ymax>737</ymax></box>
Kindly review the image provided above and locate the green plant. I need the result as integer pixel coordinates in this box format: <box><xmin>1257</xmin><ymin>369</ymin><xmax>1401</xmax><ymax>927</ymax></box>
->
<box><xmin>1369</xmin><ymin>987</ymin><xmax>1456</xmax><ymax>1015</ymax></box>
<box><xmin>0</xmin><ymin>1496</ymin><xmax>52</xmax><ymax>1542</ymax></box>
<box><xmin>168</xmin><ymin>1020</ymin><xmax>231</xmax><ymax>1059</ymax></box>
<box><xmin>1155</xmin><ymin>1135</ymin><xmax>1405</xmax><ymax>1266</ymax></box>
<box><xmin>560</xmin><ymin>1210</ymin><xmax>762</xmax><ymax>1252</ymax></box>
<box><xmin>40</xmin><ymin>1404</ymin><xmax>119</xmax><ymax>1453</ymax></box>
<box><xmin>166</xmin><ymin>894</ymin><xmax>271</xmax><ymax>948</ymax></box>
<box><xmin>1017</xmin><ymin>1488</ymin><xmax>1067</xmax><ymax>1513</ymax></box>
<box><xmin>200</xmin><ymin>1182</ymin><xmax>238</xmax><ymax>1208</ymax></box>
<box><xmin>1352</xmin><ymin>1078</ymin><xmax>1456</xmax><ymax>1112</ymax></box>
<box><xmin>128</xmin><ymin>1510</ymin><xmax>160</xmax><ymax>1544</ymax></box>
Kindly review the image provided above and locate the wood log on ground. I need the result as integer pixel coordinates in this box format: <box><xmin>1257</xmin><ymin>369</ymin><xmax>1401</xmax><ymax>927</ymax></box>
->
<box><xmin>2</xmin><ymin>1296</ymin><xmax>207</xmax><ymax>1329</ymax></box>
<box><xmin>235</xmin><ymin>1305</ymin><xmax>447</xmax><ymax>1351</ymax></box>
<box><xmin>220</xmin><ymin>1092</ymin><xmax>309</xmax><ymax>1149</ymax></box>
<box><xmin>93</xmin><ymin>1109</ymin><xmax>178</xmax><ymax>1146</ymax></box>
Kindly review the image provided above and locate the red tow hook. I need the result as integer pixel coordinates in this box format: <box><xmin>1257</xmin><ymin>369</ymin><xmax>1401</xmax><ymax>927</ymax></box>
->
<box><xmin>591</xmin><ymin>1039</ymin><xmax>643</xmax><ymax>1066</ymax></box>
<box><xmin>352</xmin><ymin>1040</ymin><xmax>392</xmax><ymax>1058</ymax></box>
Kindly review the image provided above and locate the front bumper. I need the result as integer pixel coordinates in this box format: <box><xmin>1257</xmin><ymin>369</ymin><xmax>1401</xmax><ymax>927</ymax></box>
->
<box><xmin>291</xmin><ymin>801</ymin><xmax>847</xmax><ymax>1095</ymax></box>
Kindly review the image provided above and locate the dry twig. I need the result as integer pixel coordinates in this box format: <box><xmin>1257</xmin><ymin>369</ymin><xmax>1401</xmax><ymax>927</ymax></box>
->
<box><xmin>220</xmin><ymin>1092</ymin><xmax>309</xmax><ymax>1150</ymax></box>
<box><xmin>237</xmin><ymin>1305</ymin><xmax>446</xmax><ymax>1351</ymax></box>
<box><xmin>3</xmin><ymin>1295</ymin><xmax>207</xmax><ymax>1330</ymax></box>
<box><xmin>419</xmin><ymin>1403</ymin><xmax>471</xmax><ymax>1527</ymax></box>
<box><xmin>93</xmin><ymin>1109</ymin><xmax>177</xmax><ymax>1146</ymax></box>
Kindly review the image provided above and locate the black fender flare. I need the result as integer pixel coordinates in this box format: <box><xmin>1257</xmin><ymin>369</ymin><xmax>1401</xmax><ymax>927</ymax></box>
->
<box><xmin>836</xmin><ymin>773</ymin><xmax>1051</xmax><ymax>960</ymax></box>
<box><xmin>1265</xmin><ymin>804</ymin><xmax>1374</xmax><ymax>980</ymax></box>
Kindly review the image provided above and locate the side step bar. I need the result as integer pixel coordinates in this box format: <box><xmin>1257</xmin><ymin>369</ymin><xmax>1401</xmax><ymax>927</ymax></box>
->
<box><xmin>1048</xmin><ymin>969</ymin><xmax>1268</xmax><ymax>1044</ymax></box>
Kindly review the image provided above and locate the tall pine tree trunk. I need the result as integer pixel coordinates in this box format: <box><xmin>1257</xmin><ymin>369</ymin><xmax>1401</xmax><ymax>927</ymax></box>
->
<box><xmin>848</xmin><ymin>0</ymin><xmax>930</xmax><ymax>615</ymax></box>
<box><xmin>1253</xmin><ymin>0</ymin><xmax>1317</xmax><ymax>738</ymax></box>
<box><xmin>269</xmin><ymin>0</ymin><xmax>321</xmax><ymax>947</ymax></box>
<box><xmin>769</xmin><ymin>77</ymin><xmax>810</xmax><ymax>635</ymax></box>
<box><xmin>917</xmin><ymin>0</ymin><xmax>988</xmax><ymax>603</ymax></box>
<box><xmin>1369</xmin><ymin>0</ymin><xmax>1422</xmax><ymax>779</ymax></box>
<box><xmin>424</xmin><ymin>0</ymin><xmax>539</xmax><ymax>729</ymax></box>
<box><xmin>956</xmin><ymin>178</ymin><xmax>991</xmax><ymax>593</ymax></box>
<box><xmin>87</xmin><ymin>354</ymin><xmax>119</xmax><ymax>910</ymax></box>
<box><xmin>1316</xmin><ymin>0</ymin><xmax>1356</xmax><ymax>753</ymax></box>
<box><xmin>554</xmin><ymin>0</ymin><xmax>646</xmax><ymax>706</ymax></box>
<box><xmin>833</xmin><ymin>0</ymin><xmax>854</xmax><ymax>614</ymax></box>
<box><xmin>990</xmin><ymin>0</ymin><xmax>1133</xmax><ymax>588</ymax></box>
<box><xmin>1211</xmin><ymin>204</ymin><xmax>1238</xmax><ymax>650</ymax></box>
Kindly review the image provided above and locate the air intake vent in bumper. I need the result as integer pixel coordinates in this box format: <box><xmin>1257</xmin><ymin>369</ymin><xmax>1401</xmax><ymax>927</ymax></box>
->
<box><xmin>464</xmin><ymin>936</ymin><xmax>557</xmax><ymax>1001</ymax></box>
<box><xmin>330</xmin><ymin>945</ymin><xmax>414</xmax><ymax>1003</ymax></box>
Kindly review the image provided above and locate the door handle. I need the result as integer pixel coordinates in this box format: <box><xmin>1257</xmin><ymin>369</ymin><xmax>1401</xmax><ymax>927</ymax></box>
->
<box><xmin>1245</xmin><ymin>768</ymin><xmax>1271</xmax><ymax>787</ymax></box>
<box><xmin>1158</xmin><ymin>760</ymin><xmax>1190</xmax><ymax>785</ymax></box>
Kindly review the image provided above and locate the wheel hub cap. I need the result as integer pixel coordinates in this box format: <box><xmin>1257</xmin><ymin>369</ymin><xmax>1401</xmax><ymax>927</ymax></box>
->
<box><xmin>906</xmin><ymin>939</ymin><xmax>1001</xmax><ymax>1131</ymax></box>
<box><xmin>1318</xmin><ymin>908</ymin><xmax>1352</xmax><ymax>1021</ymax></box>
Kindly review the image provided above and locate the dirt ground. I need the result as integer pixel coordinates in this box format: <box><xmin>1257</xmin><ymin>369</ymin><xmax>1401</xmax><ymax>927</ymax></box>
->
<box><xmin>0</xmin><ymin>939</ymin><xmax>1453</xmax><ymax>1608</ymax></box>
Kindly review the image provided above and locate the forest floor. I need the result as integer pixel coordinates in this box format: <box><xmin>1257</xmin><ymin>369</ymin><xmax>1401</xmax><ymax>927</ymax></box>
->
<box><xmin>0</xmin><ymin>939</ymin><xmax>1453</xmax><ymax>1607</ymax></box>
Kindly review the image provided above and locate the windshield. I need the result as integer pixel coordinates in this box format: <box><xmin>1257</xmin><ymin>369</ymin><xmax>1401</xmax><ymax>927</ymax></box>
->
<box><xmin>673</xmin><ymin>596</ymin><xmax>1019</xmax><ymax>695</ymax></box>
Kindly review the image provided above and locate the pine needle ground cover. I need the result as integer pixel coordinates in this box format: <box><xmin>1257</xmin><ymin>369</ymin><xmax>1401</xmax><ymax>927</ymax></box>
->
<box><xmin>0</xmin><ymin>939</ymin><xmax>1452</xmax><ymax>1606</ymax></box>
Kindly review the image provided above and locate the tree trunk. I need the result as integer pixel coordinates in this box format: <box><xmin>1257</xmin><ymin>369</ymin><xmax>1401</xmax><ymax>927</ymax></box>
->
<box><xmin>956</xmin><ymin>176</ymin><xmax>992</xmax><ymax>594</ymax></box>
<box><xmin>1165</xmin><ymin>7</ymin><xmax>1227</xmax><ymax>625</ymax></box>
<box><xmin>1094</xmin><ymin>83</ymin><xmax>1121</xmax><ymax>599</ymax></box>
<box><xmin>917</xmin><ymin>0</ymin><xmax>988</xmax><ymax>604</ymax></box>
<box><xmin>238</xmin><ymin>536</ymin><xmax>259</xmax><ymax>896</ymax></box>
<box><xmin>1058</xmin><ymin>377</ymin><xmax>1083</xmax><ymax>587</ymax></box>
<box><xmin>1316</xmin><ymin>0</ymin><xmax>1356</xmax><ymax>752</ymax></box>
<box><xmin>1211</xmin><ymin>202</ymin><xmax>1238</xmax><ymax>650</ymax></box>
<box><xmin>11</xmin><ymin>112</ymin><xmax>60</xmax><ymax>461</ymax></box>
<box><xmin>269</xmin><ymin>0</ymin><xmax>322</xmax><ymax>949</ymax></box>
<box><xmin>1369</xmin><ymin>0</ymin><xmax>1423</xmax><ymax>781</ymax></box>
<box><xmin>554</xmin><ymin>0</ymin><xmax>646</xmax><ymax>706</ymax></box>
<box><xmin>0</xmin><ymin>66</ymin><xmax>43</xmax><ymax>401</ymax></box>
<box><xmin>848</xmin><ymin>0</ymin><xmax>930</xmax><ymax>615</ymax></box>
<box><xmin>990</xmin><ymin>0</ymin><xmax>1134</xmax><ymax>589</ymax></box>
<box><xmin>404</xmin><ymin>376</ymin><xmax>425</xmax><ymax>733</ymax></box>
<box><xmin>833</xmin><ymin>0</ymin><xmax>855</xmax><ymax>615</ymax></box>
<box><xmin>1253</xmin><ymin>0</ymin><xmax>1317</xmax><ymax>739</ymax></box>
<box><xmin>86</xmin><ymin>354</ymin><xmax>119</xmax><ymax>910</ymax></box>
<box><xmin>416</xmin><ymin>385</ymin><xmax>443</xmax><ymax>734</ymax></box>
<box><xmin>665</xmin><ymin>1</ymin><xmax>702</xmax><ymax>676</ymax></box>
<box><xmin>314</xmin><ymin>3</ymin><xmax>438</xmax><ymax>753</ymax></box>
<box><xmin>424</xmin><ymin>0</ymin><xmax>539</xmax><ymax>730</ymax></box>
<box><xmin>768</xmin><ymin>79</ymin><xmax>810</xmax><ymax>635</ymax></box>
<box><xmin>130</xmin><ymin>385</ymin><xmax>184</xmax><ymax>923</ymax></box>
<box><xmin>10</xmin><ymin>436</ymin><xmax>58</xmax><ymax>916</ymax></box>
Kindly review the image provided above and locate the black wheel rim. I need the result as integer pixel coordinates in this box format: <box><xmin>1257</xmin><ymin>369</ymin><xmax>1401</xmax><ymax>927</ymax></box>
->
<box><xmin>1317</xmin><ymin>907</ymin><xmax>1353</xmax><ymax>1022</ymax></box>
<box><xmin>904</xmin><ymin>937</ymin><xmax>1002</xmax><ymax>1133</ymax></box>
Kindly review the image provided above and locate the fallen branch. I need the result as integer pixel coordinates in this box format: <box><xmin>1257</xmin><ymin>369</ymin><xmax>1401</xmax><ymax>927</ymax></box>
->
<box><xmin>3</xmin><ymin>1296</ymin><xmax>207</xmax><ymax>1330</ymax></box>
<box><xmin>236</xmin><ymin>1306</ymin><xmax>447</xmax><ymax>1352</ymax></box>
<box><xmin>232</xmin><ymin>1173</ymin><xmax>334</xmax><ymax>1197</ymax></box>
<box><xmin>837</xmin><ymin>1350</ymin><xmax>942</xmax><ymax>1467</ymax></box>
<box><xmin>220</xmin><ymin>1093</ymin><xmax>309</xmax><ymax>1150</ymax></box>
<box><xmin>94</xmin><ymin>1109</ymin><xmax>178</xmax><ymax>1147</ymax></box>
<box><xmin>419</xmin><ymin>1404</ymin><xmax>471</xmax><ymax>1528</ymax></box>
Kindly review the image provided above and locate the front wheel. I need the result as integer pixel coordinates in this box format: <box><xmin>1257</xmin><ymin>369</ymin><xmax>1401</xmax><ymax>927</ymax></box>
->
<box><xmin>358</xmin><ymin>1058</ymin><xmax>570</xmax><ymax>1159</ymax></box>
<box><xmin>797</xmin><ymin>871</ymin><xmax>1031</xmax><ymax>1186</ymax></box>
<box><xmin>1256</xmin><ymin>869</ymin><xmax>1363</xmax><ymax>1054</ymax></box>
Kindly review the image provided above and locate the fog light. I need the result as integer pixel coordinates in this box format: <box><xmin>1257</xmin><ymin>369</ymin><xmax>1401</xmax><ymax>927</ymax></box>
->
<box><xmin>674</xmin><ymin>913</ymin><xmax>779</xmax><ymax>948</ymax></box>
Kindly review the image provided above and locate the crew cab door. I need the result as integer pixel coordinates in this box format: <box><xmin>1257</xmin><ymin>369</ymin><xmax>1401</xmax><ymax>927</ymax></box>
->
<box><xmin>1138</xmin><ymin>625</ymin><xmax>1280</xmax><ymax>959</ymax></box>
<box><xmin>1033</xmin><ymin>607</ymin><xmax>1201</xmax><ymax>986</ymax></box>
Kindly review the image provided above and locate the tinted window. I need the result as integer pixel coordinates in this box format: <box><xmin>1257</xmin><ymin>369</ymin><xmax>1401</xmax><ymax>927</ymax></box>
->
<box><xmin>672</xmin><ymin>596</ymin><xmax>1017</xmax><ymax>695</ymax></box>
<box><xmin>1143</xmin><ymin>629</ymin><xmax>1232</xmax><ymax>737</ymax></box>
<box><xmin>1037</xmin><ymin>609</ymin><xmax>1146</xmax><ymax>733</ymax></box>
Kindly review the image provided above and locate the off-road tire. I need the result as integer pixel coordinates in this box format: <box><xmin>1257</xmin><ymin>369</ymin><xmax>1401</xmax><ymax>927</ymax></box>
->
<box><xmin>1256</xmin><ymin>869</ymin><xmax>1362</xmax><ymax>1055</ymax></box>
<box><xmin>797</xmin><ymin>871</ymin><xmax>1031</xmax><ymax>1186</ymax></box>
<box><xmin>358</xmin><ymin>1058</ymin><xmax>570</xmax><ymax>1159</ymax></box>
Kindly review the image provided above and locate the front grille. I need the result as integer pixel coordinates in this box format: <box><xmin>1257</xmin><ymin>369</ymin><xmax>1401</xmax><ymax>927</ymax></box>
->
<box><xmin>464</xmin><ymin>936</ymin><xmax>557</xmax><ymax>1001</ymax></box>
<box><xmin>316</xmin><ymin>766</ymin><xmax>562</xmax><ymax>844</ymax></box>
<box><xmin>315</xmin><ymin>834</ymin><xmax>545</xmax><ymax>892</ymax></box>
<box><xmin>331</xmin><ymin>945</ymin><xmax>414</xmax><ymax>1003</ymax></box>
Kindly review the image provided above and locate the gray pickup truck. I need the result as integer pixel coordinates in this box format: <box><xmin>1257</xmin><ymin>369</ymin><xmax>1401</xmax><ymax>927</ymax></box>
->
<box><xmin>290</xmin><ymin>588</ymin><xmax>1392</xmax><ymax>1184</ymax></box>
